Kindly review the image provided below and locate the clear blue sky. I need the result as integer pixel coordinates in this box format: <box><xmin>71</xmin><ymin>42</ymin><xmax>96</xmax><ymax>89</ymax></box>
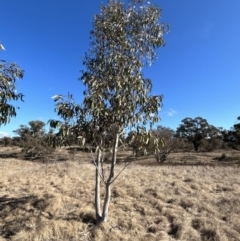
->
<box><xmin>1</xmin><ymin>0</ymin><xmax>240</xmax><ymax>137</ymax></box>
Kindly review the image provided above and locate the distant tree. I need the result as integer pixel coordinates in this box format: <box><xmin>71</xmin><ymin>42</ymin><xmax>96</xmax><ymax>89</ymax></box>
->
<box><xmin>151</xmin><ymin>126</ymin><xmax>177</xmax><ymax>162</ymax></box>
<box><xmin>0</xmin><ymin>136</ymin><xmax>12</xmax><ymax>147</ymax></box>
<box><xmin>200</xmin><ymin>136</ymin><xmax>222</xmax><ymax>152</ymax></box>
<box><xmin>28</xmin><ymin>120</ymin><xmax>45</xmax><ymax>138</ymax></box>
<box><xmin>227</xmin><ymin>116</ymin><xmax>240</xmax><ymax>151</ymax></box>
<box><xmin>219</xmin><ymin>118</ymin><xmax>240</xmax><ymax>151</ymax></box>
<box><xmin>49</xmin><ymin>0</ymin><xmax>168</xmax><ymax>223</ymax></box>
<box><xmin>126</xmin><ymin>130</ymin><xmax>147</xmax><ymax>156</ymax></box>
<box><xmin>219</xmin><ymin>128</ymin><xmax>233</xmax><ymax>149</ymax></box>
<box><xmin>175</xmin><ymin>117</ymin><xmax>218</xmax><ymax>152</ymax></box>
<box><xmin>233</xmin><ymin>117</ymin><xmax>240</xmax><ymax>143</ymax></box>
<box><xmin>200</xmin><ymin>125</ymin><xmax>222</xmax><ymax>151</ymax></box>
<box><xmin>14</xmin><ymin>120</ymin><xmax>45</xmax><ymax>140</ymax></box>
<box><xmin>12</xmin><ymin>136</ymin><xmax>21</xmax><ymax>146</ymax></box>
<box><xmin>132</xmin><ymin>125</ymin><xmax>177</xmax><ymax>162</ymax></box>
<box><xmin>0</xmin><ymin>59</ymin><xmax>24</xmax><ymax>126</ymax></box>
<box><xmin>13</xmin><ymin>120</ymin><xmax>54</xmax><ymax>160</ymax></box>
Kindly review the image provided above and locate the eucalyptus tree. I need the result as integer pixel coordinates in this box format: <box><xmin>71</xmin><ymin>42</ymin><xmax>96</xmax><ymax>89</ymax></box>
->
<box><xmin>152</xmin><ymin>126</ymin><xmax>177</xmax><ymax>162</ymax></box>
<box><xmin>176</xmin><ymin>117</ymin><xmax>219</xmax><ymax>152</ymax></box>
<box><xmin>14</xmin><ymin>120</ymin><xmax>54</xmax><ymax>160</ymax></box>
<box><xmin>50</xmin><ymin>0</ymin><xmax>168</xmax><ymax>223</ymax></box>
<box><xmin>0</xmin><ymin>61</ymin><xmax>24</xmax><ymax>126</ymax></box>
<box><xmin>14</xmin><ymin>120</ymin><xmax>46</xmax><ymax>141</ymax></box>
<box><xmin>226</xmin><ymin>116</ymin><xmax>240</xmax><ymax>151</ymax></box>
<box><xmin>233</xmin><ymin>116</ymin><xmax>240</xmax><ymax>142</ymax></box>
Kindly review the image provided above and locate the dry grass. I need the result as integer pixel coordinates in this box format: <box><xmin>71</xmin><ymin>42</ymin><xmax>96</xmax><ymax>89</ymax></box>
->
<box><xmin>0</xmin><ymin>148</ymin><xmax>240</xmax><ymax>241</ymax></box>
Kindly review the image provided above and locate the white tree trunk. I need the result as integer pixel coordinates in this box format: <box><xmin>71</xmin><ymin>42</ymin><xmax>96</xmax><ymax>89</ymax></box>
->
<box><xmin>95</xmin><ymin>149</ymin><xmax>102</xmax><ymax>223</ymax></box>
<box><xmin>101</xmin><ymin>132</ymin><xmax>119</xmax><ymax>222</ymax></box>
<box><xmin>101</xmin><ymin>182</ymin><xmax>111</xmax><ymax>222</ymax></box>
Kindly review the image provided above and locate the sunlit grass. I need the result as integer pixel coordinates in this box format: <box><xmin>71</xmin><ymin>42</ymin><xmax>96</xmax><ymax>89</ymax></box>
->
<box><xmin>0</xmin><ymin>148</ymin><xmax>240</xmax><ymax>240</ymax></box>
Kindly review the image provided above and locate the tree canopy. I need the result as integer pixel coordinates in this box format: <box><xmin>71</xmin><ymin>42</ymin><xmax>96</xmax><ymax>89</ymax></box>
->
<box><xmin>50</xmin><ymin>0</ymin><xmax>169</xmax><ymax>223</ymax></box>
<box><xmin>0</xmin><ymin>61</ymin><xmax>24</xmax><ymax>126</ymax></box>
<box><xmin>176</xmin><ymin>117</ymin><xmax>218</xmax><ymax>152</ymax></box>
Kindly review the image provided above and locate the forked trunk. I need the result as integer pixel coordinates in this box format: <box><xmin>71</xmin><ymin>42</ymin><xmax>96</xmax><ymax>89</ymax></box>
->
<box><xmin>99</xmin><ymin>132</ymin><xmax>119</xmax><ymax>223</ymax></box>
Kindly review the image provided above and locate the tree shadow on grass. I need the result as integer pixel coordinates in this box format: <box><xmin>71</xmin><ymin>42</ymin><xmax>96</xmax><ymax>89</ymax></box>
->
<box><xmin>0</xmin><ymin>195</ymin><xmax>50</xmax><ymax>239</ymax></box>
<box><xmin>0</xmin><ymin>195</ymin><xmax>37</xmax><ymax>211</ymax></box>
<box><xmin>138</xmin><ymin>159</ymin><xmax>240</xmax><ymax>167</ymax></box>
<box><xmin>66</xmin><ymin>146</ymin><xmax>91</xmax><ymax>153</ymax></box>
<box><xmin>0</xmin><ymin>152</ymin><xmax>20</xmax><ymax>159</ymax></box>
<box><xmin>62</xmin><ymin>211</ymin><xmax>96</xmax><ymax>225</ymax></box>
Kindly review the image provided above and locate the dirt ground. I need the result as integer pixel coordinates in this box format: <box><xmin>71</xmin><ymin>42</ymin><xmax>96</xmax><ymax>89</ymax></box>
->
<box><xmin>0</xmin><ymin>147</ymin><xmax>240</xmax><ymax>241</ymax></box>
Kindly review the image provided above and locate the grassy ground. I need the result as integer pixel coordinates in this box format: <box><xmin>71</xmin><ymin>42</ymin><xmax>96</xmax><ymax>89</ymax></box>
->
<box><xmin>0</xmin><ymin>147</ymin><xmax>240</xmax><ymax>241</ymax></box>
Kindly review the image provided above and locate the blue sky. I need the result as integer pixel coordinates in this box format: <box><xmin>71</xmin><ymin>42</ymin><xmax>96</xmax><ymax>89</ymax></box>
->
<box><xmin>1</xmin><ymin>0</ymin><xmax>240</xmax><ymax>137</ymax></box>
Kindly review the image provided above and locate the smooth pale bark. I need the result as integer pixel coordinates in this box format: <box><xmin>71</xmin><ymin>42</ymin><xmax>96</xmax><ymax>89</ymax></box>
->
<box><xmin>101</xmin><ymin>132</ymin><xmax>119</xmax><ymax>222</ymax></box>
<box><xmin>95</xmin><ymin>149</ymin><xmax>102</xmax><ymax>223</ymax></box>
<box><xmin>101</xmin><ymin>182</ymin><xmax>111</xmax><ymax>222</ymax></box>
